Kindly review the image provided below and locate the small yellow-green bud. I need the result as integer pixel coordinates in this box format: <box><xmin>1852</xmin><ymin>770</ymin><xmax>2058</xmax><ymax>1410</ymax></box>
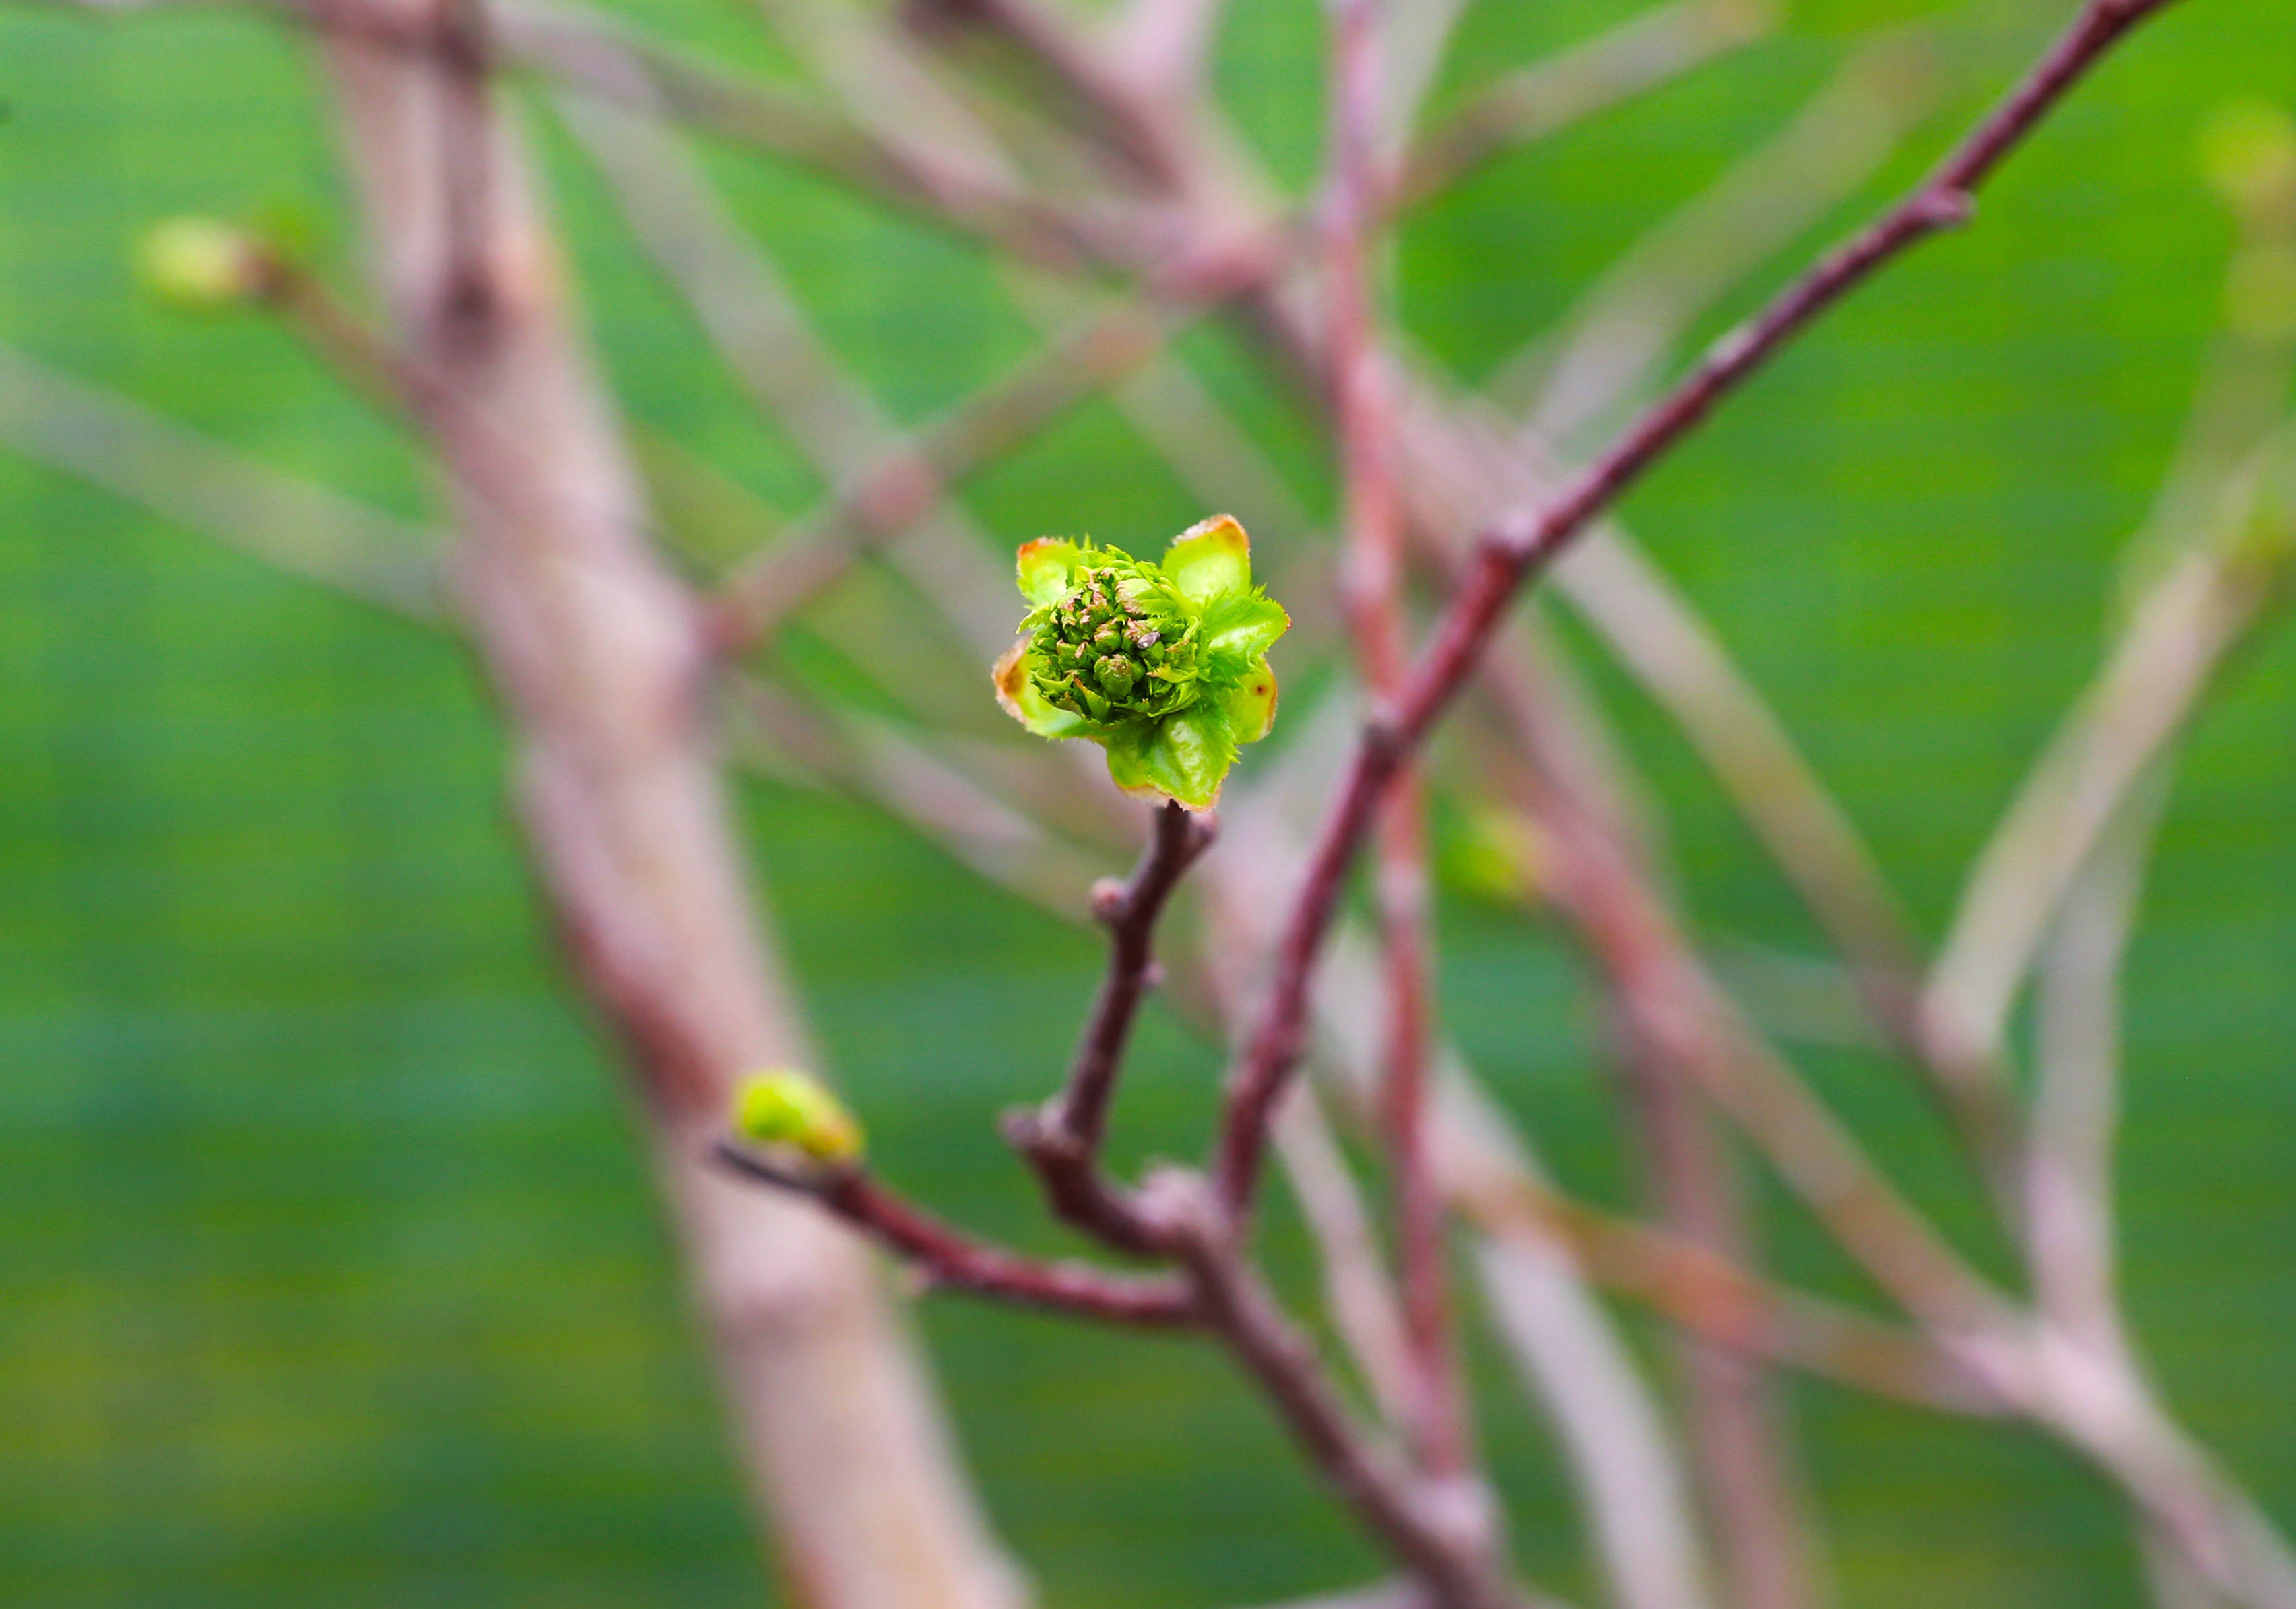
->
<box><xmin>2199</xmin><ymin>101</ymin><xmax>2296</xmax><ymax>220</ymax></box>
<box><xmin>2226</xmin><ymin>244</ymin><xmax>2296</xmax><ymax>345</ymax></box>
<box><xmin>731</xmin><ymin>1069</ymin><xmax>863</xmax><ymax>1164</ymax></box>
<box><xmin>138</xmin><ymin>217</ymin><xmax>269</xmax><ymax>314</ymax></box>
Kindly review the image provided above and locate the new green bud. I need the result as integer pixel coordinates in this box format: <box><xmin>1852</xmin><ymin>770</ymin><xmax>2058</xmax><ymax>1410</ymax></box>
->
<box><xmin>732</xmin><ymin>1069</ymin><xmax>863</xmax><ymax>1164</ymax></box>
<box><xmin>139</xmin><ymin>217</ymin><xmax>270</xmax><ymax>314</ymax></box>
<box><xmin>2199</xmin><ymin>100</ymin><xmax>2296</xmax><ymax>220</ymax></box>
<box><xmin>995</xmin><ymin>519</ymin><xmax>1291</xmax><ymax>810</ymax></box>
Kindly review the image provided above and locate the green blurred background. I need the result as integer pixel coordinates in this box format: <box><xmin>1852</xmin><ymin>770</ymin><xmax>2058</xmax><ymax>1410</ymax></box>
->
<box><xmin>1</xmin><ymin>0</ymin><xmax>2291</xmax><ymax>1604</ymax></box>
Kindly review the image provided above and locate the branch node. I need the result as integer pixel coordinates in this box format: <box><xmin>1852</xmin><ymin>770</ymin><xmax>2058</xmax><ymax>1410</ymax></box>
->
<box><xmin>1089</xmin><ymin>875</ymin><xmax>1129</xmax><ymax>925</ymax></box>
<box><xmin>1134</xmin><ymin>1162</ymin><xmax>1223</xmax><ymax>1249</ymax></box>
<box><xmin>1918</xmin><ymin>188</ymin><xmax>1977</xmax><ymax>230</ymax></box>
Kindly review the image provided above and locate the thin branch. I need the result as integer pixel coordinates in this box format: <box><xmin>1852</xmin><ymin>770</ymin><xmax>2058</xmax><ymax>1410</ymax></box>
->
<box><xmin>1231</xmin><ymin>1587</ymin><xmax>1429</xmax><ymax>1609</ymax></box>
<box><xmin>1103</xmin><ymin>0</ymin><xmax>1229</xmax><ymax>103</ymax></box>
<box><xmin>707</xmin><ymin>275</ymin><xmax>1259</xmax><ymax>654</ymax></box>
<box><xmin>1463</xmin><ymin>1171</ymin><xmax>2002</xmax><ymax>1416</ymax></box>
<box><xmin>2027</xmin><ymin>771</ymin><xmax>2167</xmax><ymax>1349</ymax></box>
<box><xmin>1510</xmin><ymin>701</ymin><xmax>2008</xmax><ymax>1336</ymax></box>
<box><xmin>904</xmin><ymin>0</ymin><xmax>1191</xmax><ymax>191</ymax></box>
<box><xmin>1006</xmin><ymin>800</ymin><xmax>1216</xmax><ymax>1252</ymax></box>
<box><xmin>1400</xmin><ymin>0</ymin><xmax>1777</xmax><ymax>210</ymax></box>
<box><xmin>761</xmin><ymin>0</ymin><xmax>1138</xmax><ymax>260</ymax></box>
<box><xmin>718</xmin><ymin>670</ymin><xmax>1119</xmax><ymax>911</ymax></box>
<box><xmin>1921</xmin><ymin>440</ymin><xmax>2293</xmax><ymax>1094</ymax></box>
<box><xmin>0</xmin><ymin>342</ymin><xmax>444</xmax><ymax>620</ymax></box>
<box><xmin>1212</xmin><ymin>0</ymin><xmax>2187</xmax><ymax>1221</ymax></box>
<box><xmin>1002</xmin><ymin>267</ymin><xmax>1321</xmax><ymax>547</ymax></box>
<box><xmin>1323</xmin><ymin>0</ymin><xmax>1475</xmax><ymax>1495</ymax></box>
<box><xmin>1470</xmin><ymin>1230</ymin><xmax>1717</xmax><ymax>1609</ymax></box>
<box><xmin>1214</xmin><ymin>724</ymin><xmax>1716</xmax><ymax>1609</ymax></box>
<box><xmin>1478</xmin><ymin>613</ymin><xmax>1814</xmax><ymax>1609</ymax></box>
<box><xmin>1544</xmin><ymin>526</ymin><xmax>1928</xmax><ymax>1041</ymax></box>
<box><xmin>558</xmin><ymin>93</ymin><xmax>1028</xmax><ymax>659</ymax></box>
<box><xmin>1140</xmin><ymin>1168</ymin><xmax>1529</xmax><ymax>1609</ymax></box>
<box><xmin>1495</xmin><ymin>25</ymin><xmax>1945</xmax><ymax>439</ymax></box>
<box><xmin>60</xmin><ymin>0</ymin><xmax>1099</xmax><ymax>269</ymax></box>
<box><xmin>712</xmin><ymin>1141</ymin><xmax>1198</xmax><ymax>1325</ymax></box>
<box><xmin>1272</xmin><ymin>1082</ymin><xmax>1424</xmax><ymax>1435</ymax></box>
<box><xmin>1375</xmin><ymin>0</ymin><xmax>1476</xmax><ymax>164</ymax></box>
<box><xmin>1378</xmin><ymin>381</ymin><xmax>2006</xmax><ymax>1185</ymax></box>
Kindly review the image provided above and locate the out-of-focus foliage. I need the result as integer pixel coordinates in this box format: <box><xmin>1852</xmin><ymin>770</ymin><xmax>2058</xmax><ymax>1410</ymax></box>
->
<box><xmin>0</xmin><ymin>1</ymin><xmax>2292</xmax><ymax>1606</ymax></box>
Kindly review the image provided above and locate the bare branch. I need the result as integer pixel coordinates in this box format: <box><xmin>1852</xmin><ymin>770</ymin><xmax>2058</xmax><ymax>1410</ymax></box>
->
<box><xmin>1377</xmin><ymin>384</ymin><xmax>2000</xmax><ymax>1181</ymax></box>
<box><xmin>61</xmin><ymin>0</ymin><xmax>1105</xmax><ymax>268</ymax></box>
<box><xmin>1142</xmin><ymin>1169</ymin><xmax>1530</xmax><ymax>1609</ymax></box>
<box><xmin>1272</xmin><ymin>1082</ymin><xmax>1424</xmax><ymax>1435</ymax></box>
<box><xmin>707</xmin><ymin>271</ymin><xmax>1265</xmax><ymax>654</ymax></box>
<box><xmin>317</xmin><ymin>28</ymin><xmax>1030</xmax><ymax>1604</ymax></box>
<box><xmin>2027</xmin><ymin>773</ymin><xmax>2167</xmax><ymax>1348</ymax></box>
<box><xmin>1476</xmin><ymin>595</ymin><xmax>1814</xmax><ymax>1609</ymax></box>
<box><xmin>1495</xmin><ymin>26</ymin><xmax>1944</xmax><ymax>440</ymax></box>
<box><xmin>1231</xmin><ymin>1587</ymin><xmax>1429</xmax><ymax>1609</ymax></box>
<box><xmin>1464</xmin><ymin>1169</ymin><xmax>2001</xmax><ymax>1416</ymax></box>
<box><xmin>1103</xmin><ymin>0</ymin><xmax>1229</xmax><ymax>103</ymax></box>
<box><xmin>1323</xmin><ymin>0</ymin><xmax>1477</xmax><ymax>1499</ymax></box>
<box><xmin>0</xmin><ymin>342</ymin><xmax>443</xmax><ymax>620</ymax></box>
<box><xmin>1006</xmin><ymin>800</ymin><xmax>1216</xmax><ymax>1252</ymax></box>
<box><xmin>762</xmin><ymin>0</ymin><xmax>1133</xmax><ymax>261</ymax></box>
<box><xmin>1470</xmin><ymin>1231</ymin><xmax>1716</xmax><ymax>1609</ymax></box>
<box><xmin>1213</xmin><ymin>729</ymin><xmax>1715</xmax><ymax>1609</ymax></box>
<box><xmin>1401</xmin><ymin>0</ymin><xmax>1777</xmax><ymax>209</ymax></box>
<box><xmin>713</xmin><ymin>1142</ymin><xmax>1198</xmax><ymax>1325</ymax></box>
<box><xmin>1214</xmin><ymin>0</ymin><xmax>2188</xmax><ymax>1221</ymax></box>
<box><xmin>1546</xmin><ymin>527</ymin><xmax>1926</xmax><ymax>1030</ymax></box>
<box><xmin>1003</xmin><ymin>267</ymin><xmax>1321</xmax><ymax>545</ymax></box>
<box><xmin>1922</xmin><ymin>441</ymin><xmax>2293</xmax><ymax>1094</ymax></box>
<box><xmin>1375</xmin><ymin>0</ymin><xmax>1476</xmax><ymax>163</ymax></box>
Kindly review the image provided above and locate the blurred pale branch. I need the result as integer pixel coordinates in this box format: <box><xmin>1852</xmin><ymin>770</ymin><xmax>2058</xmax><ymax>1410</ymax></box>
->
<box><xmin>1922</xmin><ymin>440</ymin><xmax>2296</xmax><ymax>1088</ymax></box>
<box><xmin>0</xmin><ymin>341</ymin><xmax>444</xmax><ymax>618</ymax></box>
<box><xmin>1400</xmin><ymin>0</ymin><xmax>1779</xmax><ymax>211</ymax></box>
<box><xmin>1490</xmin><ymin>23</ymin><xmax>1947</xmax><ymax>440</ymax></box>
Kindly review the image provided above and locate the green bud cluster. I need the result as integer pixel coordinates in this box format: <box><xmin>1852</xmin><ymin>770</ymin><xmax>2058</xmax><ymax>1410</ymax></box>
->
<box><xmin>995</xmin><ymin>517</ymin><xmax>1290</xmax><ymax>810</ymax></box>
<box><xmin>1027</xmin><ymin>560</ymin><xmax>1199</xmax><ymax>723</ymax></box>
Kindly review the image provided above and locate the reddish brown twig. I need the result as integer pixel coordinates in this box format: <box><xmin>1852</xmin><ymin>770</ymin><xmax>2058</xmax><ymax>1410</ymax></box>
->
<box><xmin>1210</xmin><ymin>0</ymin><xmax>2184</xmax><ymax>1220</ymax></box>
<box><xmin>1140</xmin><ymin>1168</ymin><xmax>1527</xmax><ymax>1609</ymax></box>
<box><xmin>1479</xmin><ymin>652</ymin><xmax>1818</xmax><ymax>1609</ymax></box>
<box><xmin>1006</xmin><ymin>799</ymin><xmax>1215</xmax><ymax>1252</ymax></box>
<box><xmin>713</xmin><ymin>1141</ymin><xmax>1198</xmax><ymax>1326</ymax></box>
<box><xmin>1322</xmin><ymin>0</ymin><xmax>1474</xmax><ymax>1496</ymax></box>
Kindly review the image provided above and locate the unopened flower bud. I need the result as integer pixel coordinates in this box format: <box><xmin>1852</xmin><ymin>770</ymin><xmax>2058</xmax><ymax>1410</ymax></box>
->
<box><xmin>1095</xmin><ymin>654</ymin><xmax>1139</xmax><ymax>699</ymax></box>
<box><xmin>732</xmin><ymin>1069</ymin><xmax>863</xmax><ymax>1164</ymax></box>
<box><xmin>2200</xmin><ymin>100</ymin><xmax>2296</xmax><ymax>221</ymax></box>
<box><xmin>139</xmin><ymin>217</ymin><xmax>270</xmax><ymax>314</ymax></box>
